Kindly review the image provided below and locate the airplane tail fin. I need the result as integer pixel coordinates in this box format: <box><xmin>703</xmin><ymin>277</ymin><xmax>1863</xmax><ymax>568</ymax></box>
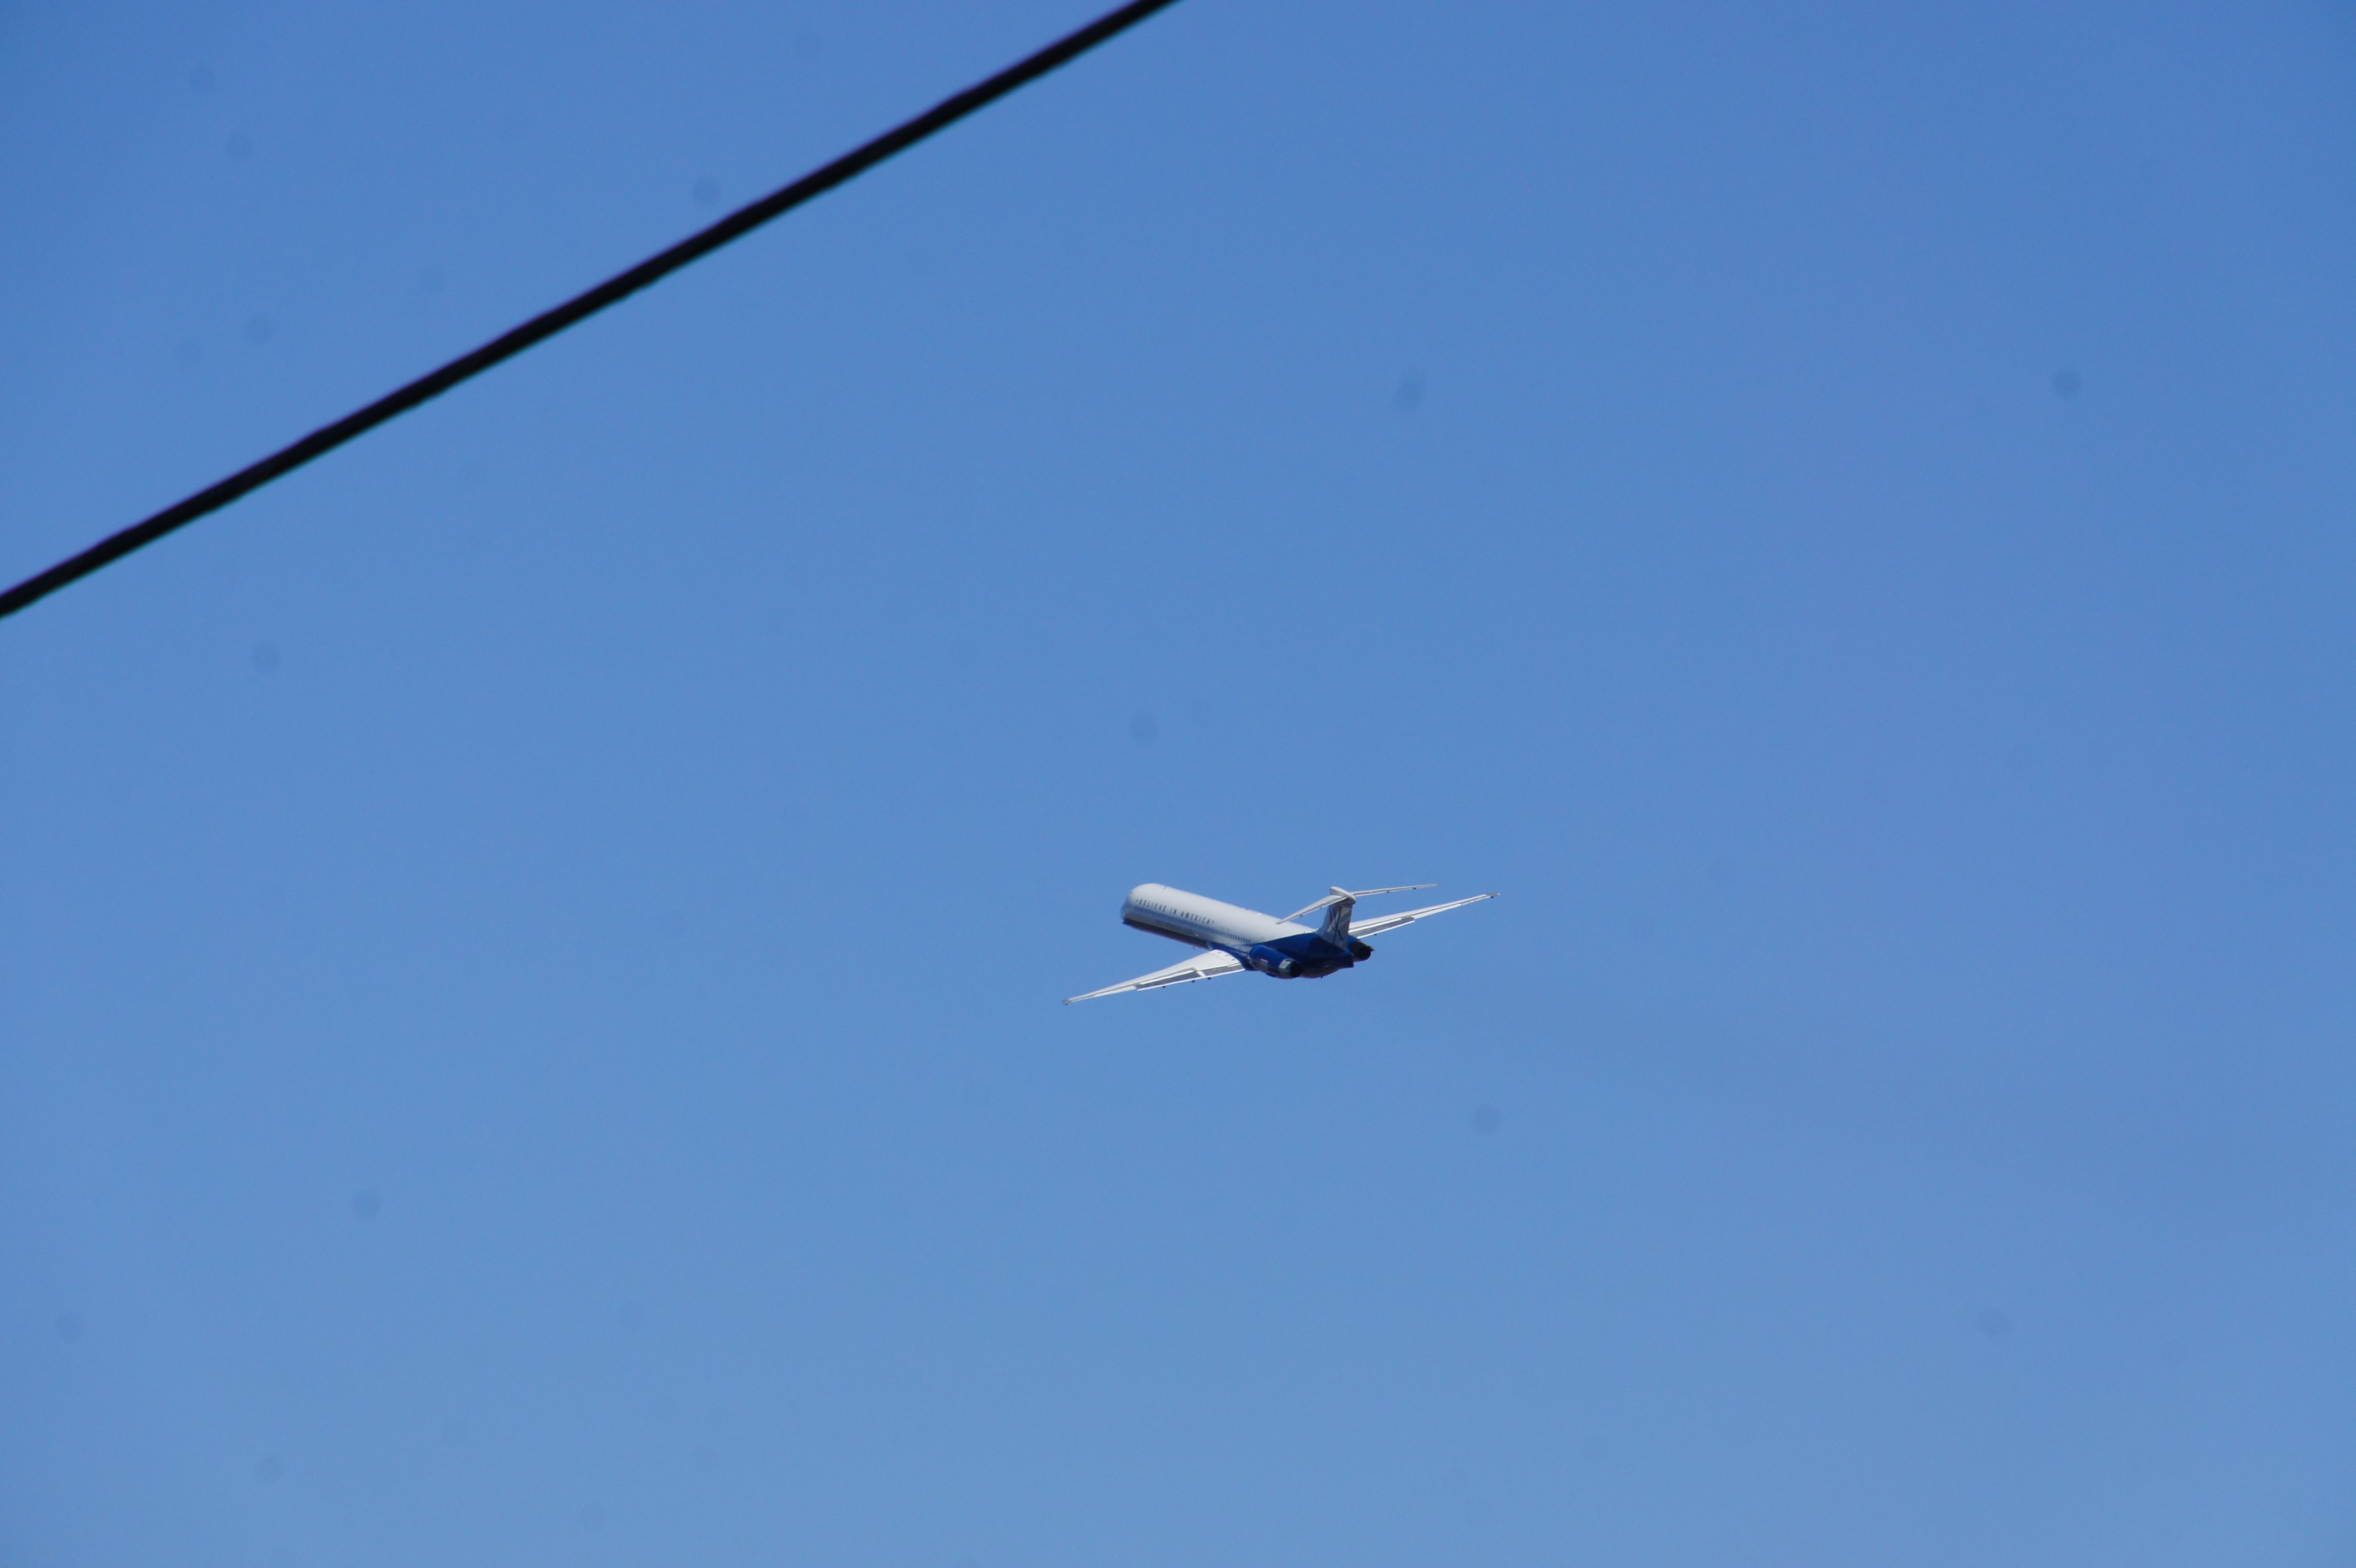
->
<box><xmin>1278</xmin><ymin>885</ymin><xmax>1439</xmax><ymax>942</ymax></box>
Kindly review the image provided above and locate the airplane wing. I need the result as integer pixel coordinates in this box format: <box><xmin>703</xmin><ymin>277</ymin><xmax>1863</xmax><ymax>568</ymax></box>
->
<box><xmin>1065</xmin><ymin>949</ymin><xmax>1247</xmax><ymax>1004</ymax></box>
<box><xmin>1349</xmin><ymin>892</ymin><xmax>1497</xmax><ymax>937</ymax></box>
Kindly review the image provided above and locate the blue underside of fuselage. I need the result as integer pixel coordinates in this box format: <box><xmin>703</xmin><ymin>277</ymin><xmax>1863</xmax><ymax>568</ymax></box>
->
<box><xmin>1124</xmin><ymin>914</ymin><xmax>1361</xmax><ymax>978</ymax></box>
<box><xmin>1260</xmin><ymin>932</ymin><xmax>1356</xmax><ymax>978</ymax></box>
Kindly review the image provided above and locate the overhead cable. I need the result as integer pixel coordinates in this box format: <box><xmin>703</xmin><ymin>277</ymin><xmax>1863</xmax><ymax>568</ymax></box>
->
<box><xmin>0</xmin><ymin>0</ymin><xmax>1186</xmax><ymax>622</ymax></box>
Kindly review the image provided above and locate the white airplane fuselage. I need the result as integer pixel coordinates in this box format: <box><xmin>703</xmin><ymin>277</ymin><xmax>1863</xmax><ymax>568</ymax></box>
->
<box><xmin>1122</xmin><ymin>883</ymin><xmax>1371</xmax><ymax>979</ymax></box>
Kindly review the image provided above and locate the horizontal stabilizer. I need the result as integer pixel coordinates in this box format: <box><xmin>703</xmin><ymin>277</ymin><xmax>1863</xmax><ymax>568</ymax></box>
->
<box><xmin>1278</xmin><ymin>884</ymin><xmax>1437</xmax><ymax>923</ymax></box>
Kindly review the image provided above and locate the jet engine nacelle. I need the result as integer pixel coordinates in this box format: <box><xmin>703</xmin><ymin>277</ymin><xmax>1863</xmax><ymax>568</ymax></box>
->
<box><xmin>1246</xmin><ymin>944</ymin><xmax>1300</xmax><ymax>978</ymax></box>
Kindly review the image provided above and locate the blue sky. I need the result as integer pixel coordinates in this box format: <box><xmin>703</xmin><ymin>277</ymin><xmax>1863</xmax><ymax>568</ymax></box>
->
<box><xmin>5</xmin><ymin>1</ymin><xmax>2355</xmax><ymax>1563</ymax></box>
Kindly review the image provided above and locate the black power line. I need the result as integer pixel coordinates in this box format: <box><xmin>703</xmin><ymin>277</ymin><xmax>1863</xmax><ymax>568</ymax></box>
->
<box><xmin>0</xmin><ymin>0</ymin><xmax>1186</xmax><ymax>623</ymax></box>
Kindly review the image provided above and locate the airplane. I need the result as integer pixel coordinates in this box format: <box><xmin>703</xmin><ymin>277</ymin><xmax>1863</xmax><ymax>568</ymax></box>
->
<box><xmin>1065</xmin><ymin>883</ymin><xmax>1497</xmax><ymax>1003</ymax></box>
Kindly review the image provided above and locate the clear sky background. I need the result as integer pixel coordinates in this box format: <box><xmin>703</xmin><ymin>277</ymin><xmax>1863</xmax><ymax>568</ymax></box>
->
<box><xmin>5</xmin><ymin>1</ymin><xmax>2355</xmax><ymax>1563</ymax></box>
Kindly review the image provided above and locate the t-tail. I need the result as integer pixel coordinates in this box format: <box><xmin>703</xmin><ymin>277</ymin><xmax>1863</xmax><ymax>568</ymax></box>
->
<box><xmin>1281</xmin><ymin>884</ymin><xmax>1438</xmax><ymax>945</ymax></box>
